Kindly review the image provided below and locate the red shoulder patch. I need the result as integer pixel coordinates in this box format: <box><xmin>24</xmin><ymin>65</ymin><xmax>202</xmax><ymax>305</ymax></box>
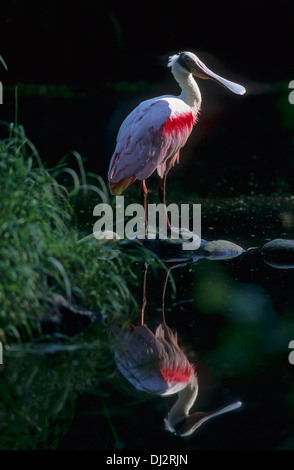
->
<box><xmin>162</xmin><ymin>112</ymin><xmax>194</xmax><ymax>136</ymax></box>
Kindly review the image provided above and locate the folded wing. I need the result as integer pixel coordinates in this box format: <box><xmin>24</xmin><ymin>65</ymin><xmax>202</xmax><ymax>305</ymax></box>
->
<box><xmin>108</xmin><ymin>97</ymin><xmax>194</xmax><ymax>195</ymax></box>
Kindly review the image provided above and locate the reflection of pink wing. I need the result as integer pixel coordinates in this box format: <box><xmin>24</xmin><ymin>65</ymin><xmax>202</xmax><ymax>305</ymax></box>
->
<box><xmin>111</xmin><ymin>323</ymin><xmax>193</xmax><ymax>396</ymax></box>
<box><xmin>155</xmin><ymin>323</ymin><xmax>193</xmax><ymax>396</ymax></box>
<box><xmin>108</xmin><ymin>97</ymin><xmax>194</xmax><ymax>195</ymax></box>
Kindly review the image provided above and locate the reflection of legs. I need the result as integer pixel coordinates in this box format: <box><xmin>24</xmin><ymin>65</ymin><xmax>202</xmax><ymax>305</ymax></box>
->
<box><xmin>161</xmin><ymin>266</ymin><xmax>171</xmax><ymax>325</ymax></box>
<box><xmin>161</xmin><ymin>262</ymin><xmax>188</xmax><ymax>324</ymax></box>
<box><xmin>140</xmin><ymin>263</ymin><xmax>148</xmax><ymax>325</ymax></box>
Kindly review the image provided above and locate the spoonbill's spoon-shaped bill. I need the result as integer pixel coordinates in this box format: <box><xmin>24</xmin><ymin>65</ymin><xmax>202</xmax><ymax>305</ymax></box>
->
<box><xmin>170</xmin><ymin>51</ymin><xmax>246</xmax><ymax>95</ymax></box>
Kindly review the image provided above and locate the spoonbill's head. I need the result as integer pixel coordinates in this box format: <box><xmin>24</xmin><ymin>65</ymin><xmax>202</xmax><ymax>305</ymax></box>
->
<box><xmin>168</xmin><ymin>51</ymin><xmax>246</xmax><ymax>95</ymax></box>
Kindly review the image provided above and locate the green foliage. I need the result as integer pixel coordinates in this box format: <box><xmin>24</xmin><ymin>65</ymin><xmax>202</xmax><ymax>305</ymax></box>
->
<box><xmin>0</xmin><ymin>123</ymin><xmax>134</xmax><ymax>342</ymax></box>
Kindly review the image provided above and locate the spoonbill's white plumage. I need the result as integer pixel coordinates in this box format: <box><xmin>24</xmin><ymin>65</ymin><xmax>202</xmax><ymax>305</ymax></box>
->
<box><xmin>108</xmin><ymin>51</ymin><xmax>245</xmax><ymax>227</ymax></box>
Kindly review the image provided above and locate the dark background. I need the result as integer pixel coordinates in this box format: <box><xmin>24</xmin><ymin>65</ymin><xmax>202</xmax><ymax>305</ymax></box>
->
<box><xmin>2</xmin><ymin>1</ymin><xmax>293</xmax><ymax>83</ymax></box>
<box><xmin>0</xmin><ymin>0</ymin><xmax>294</xmax><ymax>195</ymax></box>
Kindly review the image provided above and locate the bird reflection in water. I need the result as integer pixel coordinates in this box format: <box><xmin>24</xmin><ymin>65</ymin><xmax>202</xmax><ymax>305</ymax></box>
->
<box><xmin>111</xmin><ymin>263</ymin><xmax>242</xmax><ymax>437</ymax></box>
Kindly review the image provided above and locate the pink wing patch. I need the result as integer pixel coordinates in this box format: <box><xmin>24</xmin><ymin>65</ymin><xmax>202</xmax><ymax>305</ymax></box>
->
<box><xmin>162</xmin><ymin>112</ymin><xmax>194</xmax><ymax>137</ymax></box>
<box><xmin>161</xmin><ymin>364</ymin><xmax>191</xmax><ymax>383</ymax></box>
<box><xmin>156</xmin><ymin>111</ymin><xmax>194</xmax><ymax>177</ymax></box>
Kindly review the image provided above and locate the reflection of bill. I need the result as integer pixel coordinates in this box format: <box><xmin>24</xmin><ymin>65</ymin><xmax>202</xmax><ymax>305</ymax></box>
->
<box><xmin>289</xmin><ymin>81</ymin><xmax>294</xmax><ymax>105</ymax></box>
<box><xmin>0</xmin><ymin>82</ymin><xmax>2</xmax><ymax>104</ymax></box>
<box><xmin>0</xmin><ymin>341</ymin><xmax>3</xmax><ymax>364</ymax></box>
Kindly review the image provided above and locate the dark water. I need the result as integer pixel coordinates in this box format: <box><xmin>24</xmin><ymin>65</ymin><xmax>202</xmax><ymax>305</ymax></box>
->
<box><xmin>2</xmin><ymin>192</ymin><xmax>294</xmax><ymax>450</ymax></box>
<box><xmin>58</xmin><ymin>194</ymin><xmax>294</xmax><ymax>451</ymax></box>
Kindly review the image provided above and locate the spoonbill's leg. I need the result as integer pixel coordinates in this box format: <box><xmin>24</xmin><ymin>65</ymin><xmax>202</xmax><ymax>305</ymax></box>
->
<box><xmin>158</xmin><ymin>169</ymin><xmax>172</xmax><ymax>232</ymax></box>
<box><xmin>158</xmin><ymin>160</ymin><xmax>188</xmax><ymax>240</ymax></box>
<box><xmin>141</xmin><ymin>180</ymin><xmax>148</xmax><ymax>234</ymax></box>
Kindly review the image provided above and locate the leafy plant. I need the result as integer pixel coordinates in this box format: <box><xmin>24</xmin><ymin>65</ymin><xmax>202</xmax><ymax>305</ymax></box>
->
<box><xmin>0</xmin><ymin>122</ymin><xmax>136</xmax><ymax>342</ymax></box>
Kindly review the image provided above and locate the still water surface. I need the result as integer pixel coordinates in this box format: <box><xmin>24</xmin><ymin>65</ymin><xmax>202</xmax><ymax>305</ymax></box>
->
<box><xmin>64</xmin><ymin>192</ymin><xmax>294</xmax><ymax>450</ymax></box>
<box><xmin>4</xmin><ymin>193</ymin><xmax>294</xmax><ymax>450</ymax></box>
<box><xmin>1</xmin><ymin>174</ymin><xmax>294</xmax><ymax>450</ymax></box>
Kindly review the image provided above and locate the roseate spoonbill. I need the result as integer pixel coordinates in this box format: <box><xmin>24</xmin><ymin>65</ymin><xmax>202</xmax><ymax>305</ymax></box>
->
<box><xmin>111</xmin><ymin>264</ymin><xmax>242</xmax><ymax>437</ymax></box>
<box><xmin>108</xmin><ymin>51</ymin><xmax>245</xmax><ymax>229</ymax></box>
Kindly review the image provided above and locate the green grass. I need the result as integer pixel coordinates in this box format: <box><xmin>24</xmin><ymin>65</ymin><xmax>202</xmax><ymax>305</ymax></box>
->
<box><xmin>0</xmin><ymin>122</ymin><xmax>138</xmax><ymax>342</ymax></box>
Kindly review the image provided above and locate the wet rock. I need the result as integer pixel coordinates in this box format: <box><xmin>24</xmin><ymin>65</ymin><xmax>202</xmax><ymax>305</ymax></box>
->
<box><xmin>138</xmin><ymin>238</ymin><xmax>194</xmax><ymax>262</ymax></box>
<box><xmin>261</xmin><ymin>238</ymin><xmax>294</xmax><ymax>269</ymax></box>
<box><xmin>122</xmin><ymin>235</ymin><xmax>202</xmax><ymax>263</ymax></box>
<box><xmin>41</xmin><ymin>293</ymin><xmax>105</xmax><ymax>335</ymax></box>
<box><xmin>202</xmin><ymin>240</ymin><xmax>244</xmax><ymax>259</ymax></box>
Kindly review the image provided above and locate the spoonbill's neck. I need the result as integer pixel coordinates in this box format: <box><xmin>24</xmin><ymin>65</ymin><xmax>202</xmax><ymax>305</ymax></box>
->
<box><xmin>173</xmin><ymin>70</ymin><xmax>202</xmax><ymax>118</ymax></box>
